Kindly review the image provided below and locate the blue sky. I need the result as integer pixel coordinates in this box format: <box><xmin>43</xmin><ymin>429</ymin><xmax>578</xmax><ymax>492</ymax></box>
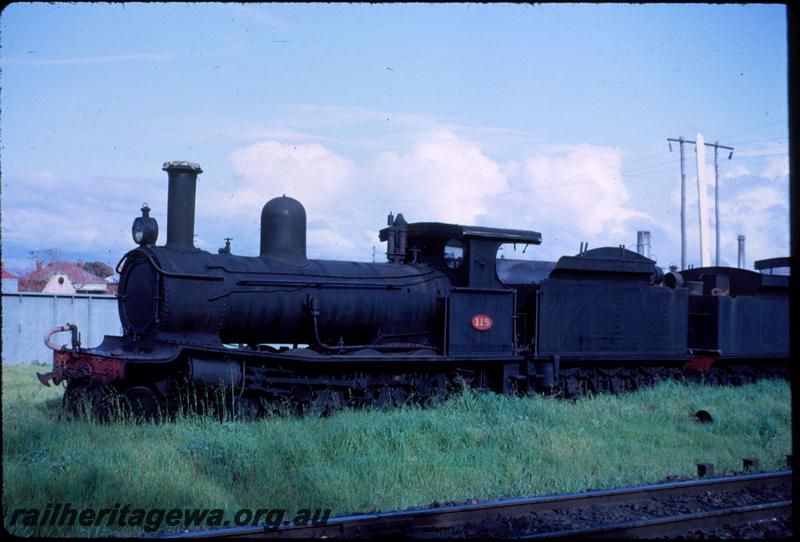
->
<box><xmin>0</xmin><ymin>3</ymin><xmax>789</xmax><ymax>273</ymax></box>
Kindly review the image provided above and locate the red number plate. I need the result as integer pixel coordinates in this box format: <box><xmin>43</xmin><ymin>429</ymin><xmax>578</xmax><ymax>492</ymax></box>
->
<box><xmin>471</xmin><ymin>314</ymin><xmax>493</xmax><ymax>331</ymax></box>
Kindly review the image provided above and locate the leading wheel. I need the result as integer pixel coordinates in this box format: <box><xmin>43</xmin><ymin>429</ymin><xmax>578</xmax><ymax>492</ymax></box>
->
<box><xmin>88</xmin><ymin>383</ymin><xmax>121</xmax><ymax>423</ymax></box>
<box><xmin>234</xmin><ymin>396</ymin><xmax>263</xmax><ymax>421</ymax></box>
<box><xmin>124</xmin><ymin>386</ymin><xmax>163</xmax><ymax>422</ymax></box>
<box><xmin>62</xmin><ymin>380</ymin><xmax>91</xmax><ymax>419</ymax></box>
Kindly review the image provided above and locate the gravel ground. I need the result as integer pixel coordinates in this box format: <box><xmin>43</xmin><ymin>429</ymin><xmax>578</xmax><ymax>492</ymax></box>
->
<box><xmin>409</xmin><ymin>480</ymin><xmax>792</xmax><ymax>538</ymax></box>
<box><xmin>674</xmin><ymin>517</ymin><xmax>792</xmax><ymax>539</ymax></box>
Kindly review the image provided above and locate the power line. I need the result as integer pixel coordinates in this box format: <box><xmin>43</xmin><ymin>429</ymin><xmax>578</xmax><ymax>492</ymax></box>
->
<box><xmin>733</xmin><ymin>150</ymin><xmax>788</xmax><ymax>159</ymax></box>
<box><xmin>724</xmin><ymin>135</ymin><xmax>788</xmax><ymax>147</ymax></box>
<box><xmin>717</xmin><ymin>118</ymin><xmax>788</xmax><ymax>141</ymax></box>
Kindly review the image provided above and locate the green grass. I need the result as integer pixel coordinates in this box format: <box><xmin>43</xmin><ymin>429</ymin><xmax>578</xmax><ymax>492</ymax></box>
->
<box><xmin>2</xmin><ymin>363</ymin><xmax>792</xmax><ymax>537</ymax></box>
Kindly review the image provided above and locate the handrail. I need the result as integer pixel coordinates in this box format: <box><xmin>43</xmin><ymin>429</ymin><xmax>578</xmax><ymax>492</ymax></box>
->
<box><xmin>44</xmin><ymin>323</ymin><xmax>79</xmax><ymax>352</ymax></box>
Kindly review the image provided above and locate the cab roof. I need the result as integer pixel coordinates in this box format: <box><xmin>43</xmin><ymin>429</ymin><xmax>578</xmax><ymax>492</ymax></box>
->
<box><xmin>379</xmin><ymin>222</ymin><xmax>542</xmax><ymax>245</ymax></box>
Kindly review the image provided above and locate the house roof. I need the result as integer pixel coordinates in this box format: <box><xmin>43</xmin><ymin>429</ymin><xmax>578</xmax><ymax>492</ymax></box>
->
<box><xmin>1</xmin><ymin>262</ymin><xmax>17</xmax><ymax>279</ymax></box>
<box><xmin>18</xmin><ymin>262</ymin><xmax>107</xmax><ymax>292</ymax></box>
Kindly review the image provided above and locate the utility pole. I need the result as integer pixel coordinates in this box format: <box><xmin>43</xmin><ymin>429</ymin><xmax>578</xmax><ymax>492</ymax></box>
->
<box><xmin>710</xmin><ymin>141</ymin><xmax>734</xmax><ymax>266</ymax></box>
<box><xmin>668</xmin><ymin>136</ymin><xmax>734</xmax><ymax>269</ymax></box>
<box><xmin>668</xmin><ymin>136</ymin><xmax>693</xmax><ymax>269</ymax></box>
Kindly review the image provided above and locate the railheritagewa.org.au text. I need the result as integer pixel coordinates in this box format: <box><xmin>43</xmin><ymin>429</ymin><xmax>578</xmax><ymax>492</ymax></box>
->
<box><xmin>8</xmin><ymin>503</ymin><xmax>331</xmax><ymax>532</ymax></box>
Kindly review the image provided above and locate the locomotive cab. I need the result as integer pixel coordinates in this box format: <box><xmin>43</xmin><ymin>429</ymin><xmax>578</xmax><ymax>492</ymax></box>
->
<box><xmin>380</xmin><ymin>220</ymin><xmax>543</xmax><ymax>357</ymax></box>
<box><xmin>379</xmin><ymin>220</ymin><xmax>543</xmax><ymax>287</ymax></box>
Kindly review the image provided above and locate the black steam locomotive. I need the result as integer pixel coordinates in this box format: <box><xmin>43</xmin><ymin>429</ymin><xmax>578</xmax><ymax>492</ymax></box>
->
<box><xmin>37</xmin><ymin>161</ymin><xmax>790</xmax><ymax>419</ymax></box>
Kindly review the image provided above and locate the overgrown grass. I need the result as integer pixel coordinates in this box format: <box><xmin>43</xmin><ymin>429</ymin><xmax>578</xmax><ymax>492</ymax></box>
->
<box><xmin>2</xmin><ymin>363</ymin><xmax>792</xmax><ymax>537</ymax></box>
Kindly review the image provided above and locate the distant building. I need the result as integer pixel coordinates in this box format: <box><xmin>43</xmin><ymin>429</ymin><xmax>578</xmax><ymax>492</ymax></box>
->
<box><xmin>18</xmin><ymin>261</ymin><xmax>110</xmax><ymax>294</ymax></box>
<box><xmin>1</xmin><ymin>263</ymin><xmax>18</xmax><ymax>293</ymax></box>
<box><xmin>105</xmin><ymin>274</ymin><xmax>120</xmax><ymax>296</ymax></box>
<box><xmin>42</xmin><ymin>273</ymin><xmax>78</xmax><ymax>294</ymax></box>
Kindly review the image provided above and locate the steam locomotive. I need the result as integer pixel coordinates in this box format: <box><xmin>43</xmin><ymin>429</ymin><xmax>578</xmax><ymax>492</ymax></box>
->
<box><xmin>37</xmin><ymin>161</ymin><xmax>790</xmax><ymax>419</ymax></box>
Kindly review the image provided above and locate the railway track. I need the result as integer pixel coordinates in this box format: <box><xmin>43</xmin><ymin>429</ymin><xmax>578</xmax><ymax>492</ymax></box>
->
<box><xmin>159</xmin><ymin>469</ymin><xmax>792</xmax><ymax>539</ymax></box>
<box><xmin>518</xmin><ymin>501</ymin><xmax>792</xmax><ymax>539</ymax></box>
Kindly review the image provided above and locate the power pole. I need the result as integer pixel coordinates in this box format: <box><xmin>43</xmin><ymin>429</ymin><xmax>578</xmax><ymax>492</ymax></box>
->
<box><xmin>668</xmin><ymin>136</ymin><xmax>734</xmax><ymax>269</ymax></box>
<box><xmin>710</xmin><ymin>141</ymin><xmax>734</xmax><ymax>266</ymax></box>
<box><xmin>668</xmin><ymin>136</ymin><xmax>693</xmax><ymax>270</ymax></box>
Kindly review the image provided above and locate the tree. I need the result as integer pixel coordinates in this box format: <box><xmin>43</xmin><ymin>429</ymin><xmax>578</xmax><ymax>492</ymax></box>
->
<box><xmin>78</xmin><ymin>261</ymin><xmax>114</xmax><ymax>278</ymax></box>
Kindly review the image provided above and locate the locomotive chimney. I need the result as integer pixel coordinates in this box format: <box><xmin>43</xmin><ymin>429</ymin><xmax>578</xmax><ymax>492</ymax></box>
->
<box><xmin>163</xmin><ymin>161</ymin><xmax>202</xmax><ymax>250</ymax></box>
<box><xmin>737</xmin><ymin>234</ymin><xmax>746</xmax><ymax>269</ymax></box>
<box><xmin>636</xmin><ymin>230</ymin><xmax>651</xmax><ymax>259</ymax></box>
<box><xmin>260</xmin><ymin>196</ymin><xmax>308</xmax><ymax>266</ymax></box>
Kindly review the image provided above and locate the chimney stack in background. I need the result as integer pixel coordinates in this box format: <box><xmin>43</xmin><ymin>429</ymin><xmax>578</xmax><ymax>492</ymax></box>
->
<box><xmin>163</xmin><ymin>161</ymin><xmax>203</xmax><ymax>250</ymax></box>
<box><xmin>636</xmin><ymin>230</ymin><xmax>651</xmax><ymax>259</ymax></box>
<box><xmin>36</xmin><ymin>260</ymin><xmax>42</xmax><ymax>272</ymax></box>
<box><xmin>737</xmin><ymin>235</ymin><xmax>746</xmax><ymax>269</ymax></box>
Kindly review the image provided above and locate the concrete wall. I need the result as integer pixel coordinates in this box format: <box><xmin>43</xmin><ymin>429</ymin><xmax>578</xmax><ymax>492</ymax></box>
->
<box><xmin>1</xmin><ymin>292</ymin><xmax>122</xmax><ymax>364</ymax></box>
<box><xmin>2</xmin><ymin>277</ymin><xmax>19</xmax><ymax>293</ymax></box>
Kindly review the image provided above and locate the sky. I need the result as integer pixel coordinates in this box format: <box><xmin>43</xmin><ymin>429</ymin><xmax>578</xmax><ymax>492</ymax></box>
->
<box><xmin>0</xmin><ymin>3</ymin><xmax>790</xmax><ymax>275</ymax></box>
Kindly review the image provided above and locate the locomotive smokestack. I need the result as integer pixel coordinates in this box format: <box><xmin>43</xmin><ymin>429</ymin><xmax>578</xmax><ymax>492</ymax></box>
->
<box><xmin>737</xmin><ymin>234</ymin><xmax>746</xmax><ymax>269</ymax></box>
<box><xmin>163</xmin><ymin>161</ymin><xmax>202</xmax><ymax>250</ymax></box>
<box><xmin>636</xmin><ymin>231</ymin><xmax>651</xmax><ymax>259</ymax></box>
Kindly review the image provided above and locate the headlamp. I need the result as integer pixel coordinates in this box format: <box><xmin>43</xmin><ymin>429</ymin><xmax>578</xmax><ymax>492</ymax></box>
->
<box><xmin>132</xmin><ymin>204</ymin><xmax>159</xmax><ymax>246</ymax></box>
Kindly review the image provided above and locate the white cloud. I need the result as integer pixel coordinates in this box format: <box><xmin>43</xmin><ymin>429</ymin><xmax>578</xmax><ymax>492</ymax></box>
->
<box><xmin>307</xmin><ymin>227</ymin><xmax>360</xmax><ymax>255</ymax></box>
<box><xmin>1</xmin><ymin>170</ymin><xmax>162</xmax><ymax>258</ymax></box>
<box><xmin>517</xmin><ymin>144</ymin><xmax>651</xmax><ymax>239</ymax></box>
<box><xmin>214</xmin><ymin>140</ymin><xmax>355</xmax><ymax>216</ymax></box>
<box><xmin>369</xmin><ymin>137</ymin><xmax>653</xmax><ymax>261</ymax></box>
<box><xmin>722</xmin><ymin>164</ymin><xmax>751</xmax><ymax>180</ymax></box>
<box><xmin>717</xmin><ymin>185</ymin><xmax>789</xmax><ymax>267</ymax></box>
<box><xmin>373</xmin><ymin>130</ymin><xmax>509</xmax><ymax>225</ymax></box>
<box><xmin>760</xmin><ymin>156</ymin><xmax>789</xmax><ymax>180</ymax></box>
<box><xmin>188</xmin><ymin>140</ymin><xmax>361</xmax><ymax>258</ymax></box>
<box><xmin>731</xmin><ymin>186</ymin><xmax>784</xmax><ymax>209</ymax></box>
<box><xmin>667</xmin><ymin>170</ymin><xmax>788</xmax><ymax>268</ymax></box>
<box><xmin>2</xmin><ymin>126</ymin><xmax>784</xmax><ymax>271</ymax></box>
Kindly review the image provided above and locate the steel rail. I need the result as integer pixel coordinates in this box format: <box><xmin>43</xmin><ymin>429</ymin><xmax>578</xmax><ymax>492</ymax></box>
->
<box><xmin>155</xmin><ymin>470</ymin><xmax>791</xmax><ymax>538</ymax></box>
<box><xmin>518</xmin><ymin>500</ymin><xmax>792</xmax><ymax>539</ymax></box>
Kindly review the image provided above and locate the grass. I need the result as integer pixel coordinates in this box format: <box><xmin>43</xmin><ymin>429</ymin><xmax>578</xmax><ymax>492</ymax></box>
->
<box><xmin>2</xmin><ymin>363</ymin><xmax>792</xmax><ymax>537</ymax></box>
